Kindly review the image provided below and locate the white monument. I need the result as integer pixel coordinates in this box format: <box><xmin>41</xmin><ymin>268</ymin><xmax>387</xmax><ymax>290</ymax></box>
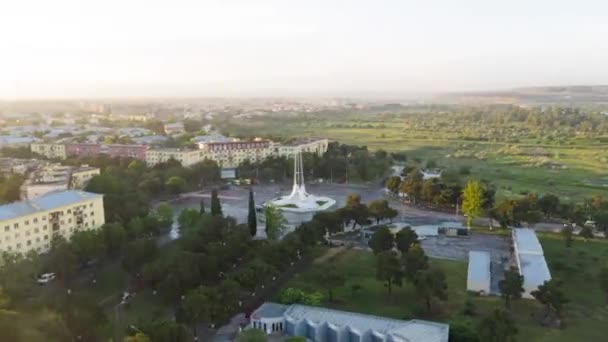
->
<box><xmin>266</xmin><ymin>150</ymin><xmax>336</xmax><ymax>212</ymax></box>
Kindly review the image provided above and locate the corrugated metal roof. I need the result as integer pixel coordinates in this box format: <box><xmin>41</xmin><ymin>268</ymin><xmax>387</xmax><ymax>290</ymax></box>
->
<box><xmin>467</xmin><ymin>251</ymin><xmax>491</xmax><ymax>283</ymax></box>
<box><xmin>513</xmin><ymin>228</ymin><xmax>544</xmax><ymax>255</ymax></box>
<box><xmin>275</xmin><ymin>303</ymin><xmax>449</xmax><ymax>342</ymax></box>
<box><xmin>0</xmin><ymin>190</ymin><xmax>102</xmax><ymax>221</ymax></box>
<box><xmin>519</xmin><ymin>253</ymin><xmax>552</xmax><ymax>291</ymax></box>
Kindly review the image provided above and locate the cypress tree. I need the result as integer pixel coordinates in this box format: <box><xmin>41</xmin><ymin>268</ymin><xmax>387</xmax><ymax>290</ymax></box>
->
<box><xmin>210</xmin><ymin>189</ymin><xmax>223</xmax><ymax>217</ymax></box>
<box><xmin>248</xmin><ymin>188</ymin><xmax>257</xmax><ymax>236</ymax></box>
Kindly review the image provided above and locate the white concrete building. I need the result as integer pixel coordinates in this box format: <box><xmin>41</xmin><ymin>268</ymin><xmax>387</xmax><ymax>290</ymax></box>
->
<box><xmin>512</xmin><ymin>228</ymin><xmax>552</xmax><ymax>298</ymax></box>
<box><xmin>0</xmin><ymin>190</ymin><xmax>105</xmax><ymax>255</ymax></box>
<box><xmin>30</xmin><ymin>143</ymin><xmax>67</xmax><ymax>160</ymax></box>
<box><xmin>467</xmin><ymin>250</ymin><xmax>491</xmax><ymax>295</ymax></box>
<box><xmin>145</xmin><ymin>148</ymin><xmax>206</xmax><ymax>167</ymax></box>
<box><xmin>250</xmin><ymin>303</ymin><xmax>449</xmax><ymax>342</ymax></box>
<box><xmin>163</xmin><ymin>122</ymin><xmax>185</xmax><ymax>135</ymax></box>
<box><xmin>22</xmin><ymin>164</ymin><xmax>100</xmax><ymax>200</ymax></box>
<box><xmin>276</xmin><ymin>138</ymin><xmax>329</xmax><ymax>157</ymax></box>
<box><xmin>198</xmin><ymin>140</ymin><xmax>274</xmax><ymax>168</ymax></box>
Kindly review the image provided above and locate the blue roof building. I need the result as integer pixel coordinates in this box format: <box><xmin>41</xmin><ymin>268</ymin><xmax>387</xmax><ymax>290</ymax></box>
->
<box><xmin>249</xmin><ymin>302</ymin><xmax>449</xmax><ymax>342</ymax></box>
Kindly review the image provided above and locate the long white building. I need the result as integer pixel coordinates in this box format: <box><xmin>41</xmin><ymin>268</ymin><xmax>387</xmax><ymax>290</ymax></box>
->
<box><xmin>250</xmin><ymin>302</ymin><xmax>449</xmax><ymax>342</ymax></box>
<box><xmin>0</xmin><ymin>190</ymin><xmax>105</xmax><ymax>255</ymax></box>
<box><xmin>512</xmin><ymin>228</ymin><xmax>552</xmax><ymax>298</ymax></box>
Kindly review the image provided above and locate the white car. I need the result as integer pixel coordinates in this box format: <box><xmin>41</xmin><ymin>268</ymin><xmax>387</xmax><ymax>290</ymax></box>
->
<box><xmin>417</xmin><ymin>236</ymin><xmax>427</xmax><ymax>241</ymax></box>
<box><xmin>37</xmin><ymin>273</ymin><xmax>56</xmax><ymax>285</ymax></box>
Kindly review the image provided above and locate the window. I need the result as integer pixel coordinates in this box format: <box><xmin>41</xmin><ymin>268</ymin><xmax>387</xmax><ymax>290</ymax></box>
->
<box><xmin>68</xmin><ymin>218</ymin><xmax>71</xmax><ymax>223</ymax></box>
<box><xmin>42</xmin><ymin>216</ymin><xmax>46</xmax><ymax>221</ymax></box>
<box><xmin>26</xmin><ymin>240</ymin><xmax>31</xmax><ymax>246</ymax></box>
<box><xmin>36</xmin><ymin>237</ymin><xmax>40</xmax><ymax>242</ymax></box>
<box><xmin>4</xmin><ymin>226</ymin><xmax>8</xmax><ymax>232</ymax></box>
<box><xmin>43</xmin><ymin>225</ymin><xmax>47</xmax><ymax>230</ymax></box>
<box><xmin>44</xmin><ymin>235</ymin><xmax>48</xmax><ymax>240</ymax></box>
<box><xmin>67</xmin><ymin>209</ymin><xmax>71</xmax><ymax>214</ymax></box>
<box><xmin>13</xmin><ymin>223</ymin><xmax>18</xmax><ymax>228</ymax></box>
<box><xmin>33</xmin><ymin>218</ymin><xmax>38</xmax><ymax>223</ymax></box>
<box><xmin>34</xmin><ymin>228</ymin><xmax>39</xmax><ymax>233</ymax></box>
<box><xmin>25</xmin><ymin>231</ymin><xmax>30</xmax><ymax>236</ymax></box>
<box><xmin>16</xmin><ymin>243</ymin><xmax>21</xmax><ymax>249</ymax></box>
<box><xmin>89</xmin><ymin>203</ymin><xmax>93</xmax><ymax>208</ymax></box>
<box><xmin>25</xmin><ymin>220</ymin><xmax>29</xmax><ymax>225</ymax></box>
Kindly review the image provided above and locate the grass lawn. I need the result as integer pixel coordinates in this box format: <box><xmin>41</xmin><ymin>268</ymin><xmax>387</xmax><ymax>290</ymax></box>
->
<box><xmin>282</xmin><ymin>243</ymin><xmax>608</xmax><ymax>341</ymax></box>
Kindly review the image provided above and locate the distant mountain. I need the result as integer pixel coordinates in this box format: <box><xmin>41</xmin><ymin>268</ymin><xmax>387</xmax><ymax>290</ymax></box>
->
<box><xmin>435</xmin><ymin>85</ymin><xmax>608</xmax><ymax>105</ymax></box>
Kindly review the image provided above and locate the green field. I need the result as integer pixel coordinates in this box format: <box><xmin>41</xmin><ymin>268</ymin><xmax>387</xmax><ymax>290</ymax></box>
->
<box><xmin>283</xmin><ymin>238</ymin><xmax>608</xmax><ymax>342</ymax></box>
<box><xmin>227</xmin><ymin>115</ymin><xmax>608</xmax><ymax>202</ymax></box>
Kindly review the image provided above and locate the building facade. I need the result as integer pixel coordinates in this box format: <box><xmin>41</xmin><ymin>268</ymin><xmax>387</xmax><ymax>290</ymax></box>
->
<box><xmin>276</xmin><ymin>138</ymin><xmax>329</xmax><ymax>158</ymax></box>
<box><xmin>31</xmin><ymin>143</ymin><xmax>67</xmax><ymax>160</ymax></box>
<box><xmin>250</xmin><ymin>303</ymin><xmax>449</xmax><ymax>342</ymax></box>
<box><xmin>0</xmin><ymin>190</ymin><xmax>105</xmax><ymax>255</ymax></box>
<box><xmin>145</xmin><ymin>149</ymin><xmax>206</xmax><ymax>167</ymax></box>
<box><xmin>21</xmin><ymin>164</ymin><xmax>100</xmax><ymax>200</ymax></box>
<box><xmin>105</xmin><ymin>144</ymin><xmax>148</xmax><ymax>160</ymax></box>
<box><xmin>65</xmin><ymin>143</ymin><xmax>102</xmax><ymax>159</ymax></box>
<box><xmin>199</xmin><ymin>141</ymin><xmax>273</xmax><ymax>168</ymax></box>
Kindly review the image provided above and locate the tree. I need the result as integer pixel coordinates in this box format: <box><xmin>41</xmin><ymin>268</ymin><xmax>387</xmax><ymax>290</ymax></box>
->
<box><xmin>368</xmin><ymin>226</ymin><xmax>394</xmax><ymax>254</ymax></box>
<box><xmin>478</xmin><ymin>308</ymin><xmax>518</xmax><ymax>342</ymax></box>
<box><xmin>593</xmin><ymin>211</ymin><xmax>608</xmax><ymax>237</ymax></box>
<box><xmin>462</xmin><ymin>180</ymin><xmax>483</xmax><ymax>228</ymax></box>
<box><xmin>165</xmin><ymin>176</ymin><xmax>186</xmax><ymax>194</ymax></box>
<box><xmin>314</xmin><ymin>265</ymin><xmax>345</xmax><ymax>302</ymax></box>
<box><xmin>368</xmin><ymin>200</ymin><xmax>392</xmax><ymax>224</ymax></box>
<box><xmin>211</xmin><ymin>189</ymin><xmax>223</xmax><ymax>217</ymax></box>
<box><xmin>277</xmin><ymin>288</ymin><xmax>322</xmax><ymax>305</ymax></box>
<box><xmin>561</xmin><ymin>224</ymin><xmax>573</xmax><ymax>247</ymax></box>
<box><xmin>414</xmin><ymin>267</ymin><xmax>448</xmax><ymax>313</ymax></box>
<box><xmin>375</xmin><ymin>251</ymin><xmax>403</xmax><ymax>295</ymax></box>
<box><xmin>395</xmin><ymin>226</ymin><xmax>418</xmax><ymax>254</ymax></box>
<box><xmin>156</xmin><ymin>201</ymin><xmax>174</xmax><ymax>224</ymax></box>
<box><xmin>403</xmin><ymin>244</ymin><xmax>428</xmax><ymax>282</ymax></box>
<box><xmin>143</xmin><ymin>320</ymin><xmax>189</xmax><ymax>342</ymax></box>
<box><xmin>538</xmin><ymin>194</ymin><xmax>560</xmax><ymax>218</ymax></box>
<box><xmin>237</xmin><ymin>329</ymin><xmax>267</xmax><ymax>342</ymax></box>
<box><xmin>264</xmin><ymin>205</ymin><xmax>287</xmax><ymax>240</ymax></box>
<box><xmin>599</xmin><ymin>267</ymin><xmax>608</xmax><ymax>305</ymax></box>
<box><xmin>399</xmin><ymin>169</ymin><xmax>423</xmax><ymax>203</ymax></box>
<box><xmin>580</xmin><ymin>225</ymin><xmax>594</xmax><ymax>240</ymax></box>
<box><xmin>177</xmin><ymin>208</ymin><xmax>200</xmax><ymax>231</ymax></box>
<box><xmin>48</xmin><ymin>235</ymin><xmax>79</xmax><ymax>283</ymax></box>
<box><xmin>248</xmin><ymin>188</ymin><xmax>257</xmax><ymax>237</ymax></box>
<box><xmin>499</xmin><ymin>267</ymin><xmax>524</xmax><ymax>309</ymax></box>
<box><xmin>124</xmin><ymin>333</ymin><xmax>151</xmax><ymax>342</ymax></box>
<box><xmin>385</xmin><ymin>176</ymin><xmax>402</xmax><ymax>195</ymax></box>
<box><xmin>531</xmin><ymin>279</ymin><xmax>568</xmax><ymax>325</ymax></box>
<box><xmin>448</xmin><ymin>319</ymin><xmax>479</xmax><ymax>342</ymax></box>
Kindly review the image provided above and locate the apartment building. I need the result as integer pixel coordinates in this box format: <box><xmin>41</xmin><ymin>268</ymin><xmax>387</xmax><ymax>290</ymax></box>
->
<box><xmin>0</xmin><ymin>190</ymin><xmax>105</xmax><ymax>255</ymax></box>
<box><xmin>145</xmin><ymin>149</ymin><xmax>206</xmax><ymax>167</ymax></box>
<box><xmin>275</xmin><ymin>138</ymin><xmax>329</xmax><ymax>157</ymax></box>
<box><xmin>30</xmin><ymin>143</ymin><xmax>67</xmax><ymax>160</ymax></box>
<box><xmin>22</xmin><ymin>164</ymin><xmax>100</xmax><ymax>200</ymax></box>
<box><xmin>199</xmin><ymin>141</ymin><xmax>274</xmax><ymax>168</ymax></box>
<box><xmin>65</xmin><ymin>143</ymin><xmax>102</xmax><ymax>159</ymax></box>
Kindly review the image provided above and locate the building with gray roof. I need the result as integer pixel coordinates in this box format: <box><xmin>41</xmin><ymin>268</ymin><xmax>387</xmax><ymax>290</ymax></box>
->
<box><xmin>512</xmin><ymin>228</ymin><xmax>552</xmax><ymax>298</ymax></box>
<box><xmin>249</xmin><ymin>302</ymin><xmax>449</xmax><ymax>342</ymax></box>
<box><xmin>467</xmin><ymin>250</ymin><xmax>491</xmax><ymax>295</ymax></box>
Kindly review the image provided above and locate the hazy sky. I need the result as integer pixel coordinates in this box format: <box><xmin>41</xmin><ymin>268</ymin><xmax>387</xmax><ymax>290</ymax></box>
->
<box><xmin>1</xmin><ymin>0</ymin><xmax>608</xmax><ymax>99</ymax></box>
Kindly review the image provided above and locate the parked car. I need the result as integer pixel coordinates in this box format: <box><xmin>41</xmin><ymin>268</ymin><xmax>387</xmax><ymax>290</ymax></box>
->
<box><xmin>37</xmin><ymin>273</ymin><xmax>56</xmax><ymax>285</ymax></box>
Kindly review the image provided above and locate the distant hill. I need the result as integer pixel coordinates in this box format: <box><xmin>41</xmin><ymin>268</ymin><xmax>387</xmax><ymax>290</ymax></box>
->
<box><xmin>435</xmin><ymin>85</ymin><xmax>608</xmax><ymax>105</ymax></box>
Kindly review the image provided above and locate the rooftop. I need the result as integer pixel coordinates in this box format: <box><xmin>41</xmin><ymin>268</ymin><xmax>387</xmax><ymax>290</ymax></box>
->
<box><xmin>0</xmin><ymin>190</ymin><xmax>103</xmax><ymax>221</ymax></box>
<box><xmin>519</xmin><ymin>253</ymin><xmax>552</xmax><ymax>289</ymax></box>
<box><xmin>467</xmin><ymin>251</ymin><xmax>491</xmax><ymax>284</ymax></box>
<box><xmin>253</xmin><ymin>303</ymin><xmax>449</xmax><ymax>342</ymax></box>
<box><xmin>513</xmin><ymin>228</ymin><xmax>544</xmax><ymax>255</ymax></box>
